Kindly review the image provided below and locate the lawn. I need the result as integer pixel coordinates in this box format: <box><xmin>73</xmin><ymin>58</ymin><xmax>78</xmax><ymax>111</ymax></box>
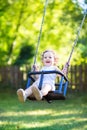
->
<box><xmin>0</xmin><ymin>90</ymin><xmax>87</xmax><ymax>130</ymax></box>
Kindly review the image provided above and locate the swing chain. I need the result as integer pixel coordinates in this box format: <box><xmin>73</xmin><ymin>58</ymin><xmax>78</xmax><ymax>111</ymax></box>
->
<box><xmin>33</xmin><ymin>0</ymin><xmax>48</xmax><ymax>68</ymax></box>
<box><xmin>63</xmin><ymin>8</ymin><xmax>87</xmax><ymax>75</ymax></box>
<box><xmin>67</xmin><ymin>8</ymin><xmax>87</xmax><ymax>65</ymax></box>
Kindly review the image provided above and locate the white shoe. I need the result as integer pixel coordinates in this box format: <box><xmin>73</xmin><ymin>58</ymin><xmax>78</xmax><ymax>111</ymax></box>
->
<box><xmin>32</xmin><ymin>87</ymin><xmax>42</xmax><ymax>101</ymax></box>
<box><xmin>17</xmin><ymin>89</ymin><xmax>26</xmax><ymax>102</ymax></box>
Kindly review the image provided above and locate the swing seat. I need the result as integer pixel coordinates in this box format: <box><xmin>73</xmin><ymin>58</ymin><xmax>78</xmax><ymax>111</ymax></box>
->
<box><xmin>26</xmin><ymin>70</ymin><xmax>68</xmax><ymax>101</ymax></box>
<box><xmin>28</xmin><ymin>91</ymin><xmax>65</xmax><ymax>103</ymax></box>
<box><xmin>44</xmin><ymin>91</ymin><xmax>66</xmax><ymax>100</ymax></box>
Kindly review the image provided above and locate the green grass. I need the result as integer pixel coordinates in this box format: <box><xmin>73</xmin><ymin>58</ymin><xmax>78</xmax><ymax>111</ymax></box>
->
<box><xmin>0</xmin><ymin>90</ymin><xmax>87</xmax><ymax>130</ymax></box>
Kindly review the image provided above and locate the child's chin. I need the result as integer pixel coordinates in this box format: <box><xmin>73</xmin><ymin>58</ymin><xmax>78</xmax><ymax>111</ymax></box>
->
<box><xmin>45</xmin><ymin>64</ymin><xmax>51</xmax><ymax>67</ymax></box>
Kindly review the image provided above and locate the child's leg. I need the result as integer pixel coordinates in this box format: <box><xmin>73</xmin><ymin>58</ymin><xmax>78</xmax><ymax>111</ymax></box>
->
<box><xmin>32</xmin><ymin>87</ymin><xmax>42</xmax><ymax>101</ymax></box>
<box><xmin>25</xmin><ymin>85</ymin><xmax>34</xmax><ymax>97</ymax></box>
<box><xmin>32</xmin><ymin>84</ymin><xmax>51</xmax><ymax>101</ymax></box>
<box><xmin>41</xmin><ymin>84</ymin><xmax>51</xmax><ymax>96</ymax></box>
<box><xmin>17</xmin><ymin>88</ymin><xmax>26</xmax><ymax>103</ymax></box>
<box><xmin>17</xmin><ymin>85</ymin><xmax>34</xmax><ymax>103</ymax></box>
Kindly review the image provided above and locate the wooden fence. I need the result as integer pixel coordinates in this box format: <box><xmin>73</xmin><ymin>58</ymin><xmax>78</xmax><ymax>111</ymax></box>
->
<box><xmin>68</xmin><ymin>64</ymin><xmax>87</xmax><ymax>92</ymax></box>
<box><xmin>0</xmin><ymin>65</ymin><xmax>87</xmax><ymax>92</ymax></box>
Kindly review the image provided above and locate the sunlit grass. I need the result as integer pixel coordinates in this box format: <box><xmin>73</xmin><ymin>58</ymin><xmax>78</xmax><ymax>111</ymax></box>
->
<box><xmin>0</xmin><ymin>90</ymin><xmax>87</xmax><ymax>130</ymax></box>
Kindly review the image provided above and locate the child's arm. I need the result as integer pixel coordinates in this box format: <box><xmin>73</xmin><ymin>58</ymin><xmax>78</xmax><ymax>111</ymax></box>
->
<box><xmin>55</xmin><ymin>65</ymin><xmax>68</xmax><ymax>77</ymax></box>
<box><xmin>55</xmin><ymin>66</ymin><xmax>62</xmax><ymax>78</ymax></box>
<box><xmin>31</xmin><ymin>64</ymin><xmax>39</xmax><ymax>80</ymax></box>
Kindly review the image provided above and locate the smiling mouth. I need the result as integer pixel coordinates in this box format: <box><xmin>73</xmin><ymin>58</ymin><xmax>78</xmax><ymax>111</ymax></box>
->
<box><xmin>46</xmin><ymin>61</ymin><xmax>50</xmax><ymax>63</ymax></box>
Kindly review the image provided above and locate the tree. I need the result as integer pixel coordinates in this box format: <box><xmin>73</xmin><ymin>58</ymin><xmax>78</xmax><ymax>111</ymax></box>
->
<box><xmin>0</xmin><ymin>0</ymin><xmax>87</xmax><ymax>66</ymax></box>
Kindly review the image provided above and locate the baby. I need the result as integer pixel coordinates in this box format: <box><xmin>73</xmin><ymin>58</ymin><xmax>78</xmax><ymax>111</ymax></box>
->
<box><xmin>17</xmin><ymin>50</ymin><xmax>64</xmax><ymax>102</ymax></box>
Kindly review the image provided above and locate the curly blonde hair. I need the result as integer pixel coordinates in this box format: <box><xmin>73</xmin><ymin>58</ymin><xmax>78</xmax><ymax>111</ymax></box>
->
<box><xmin>41</xmin><ymin>50</ymin><xmax>58</xmax><ymax>65</ymax></box>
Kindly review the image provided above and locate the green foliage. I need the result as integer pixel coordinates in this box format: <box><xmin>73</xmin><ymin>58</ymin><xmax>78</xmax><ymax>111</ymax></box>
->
<box><xmin>13</xmin><ymin>44</ymin><xmax>34</xmax><ymax>66</ymax></box>
<box><xmin>0</xmin><ymin>0</ymin><xmax>87</xmax><ymax>66</ymax></box>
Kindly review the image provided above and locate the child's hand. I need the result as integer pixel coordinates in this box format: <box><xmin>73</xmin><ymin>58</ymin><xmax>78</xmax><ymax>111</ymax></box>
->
<box><xmin>31</xmin><ymin>64</ymin><xmax>39</xmax><ymax>71</ymax></box>
<box><xmin>62</xmin><ymin>67</ymin><xmax>67</xmax><ymax>75</ymax></box>
<box><xmin>62</xmin><ymin>62</ymin><xmax>69</xmax><ymax>76</ymax></box>
<box><xmin>31</xmin><ymin>64</ymin><xmax>39</xmax><ymax>80</ymax></box>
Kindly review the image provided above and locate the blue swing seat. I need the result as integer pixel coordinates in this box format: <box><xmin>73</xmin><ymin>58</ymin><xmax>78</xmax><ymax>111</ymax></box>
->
<box><xmin>26</xmin><ymin>70</ymin><xmax>69</xmax><ymax>101</ymax></box>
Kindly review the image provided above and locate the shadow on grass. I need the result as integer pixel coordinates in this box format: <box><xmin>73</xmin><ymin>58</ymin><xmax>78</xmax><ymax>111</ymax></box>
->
<box><xmin>0</xmin><ymin>119</ymin><xmax>87</xmax><ymax>130</ymax></box>
<box><xmin>0</xmin><ymin>91</ymin><xmax>87</xmax><ymax>130</ymax></box>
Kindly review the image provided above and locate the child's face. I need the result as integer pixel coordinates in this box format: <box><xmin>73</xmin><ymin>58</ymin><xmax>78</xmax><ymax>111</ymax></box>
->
<box><xmin>42</xmin><ymin>51</ymin><xmax>55</xmax><ymax>67</ymax></box>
